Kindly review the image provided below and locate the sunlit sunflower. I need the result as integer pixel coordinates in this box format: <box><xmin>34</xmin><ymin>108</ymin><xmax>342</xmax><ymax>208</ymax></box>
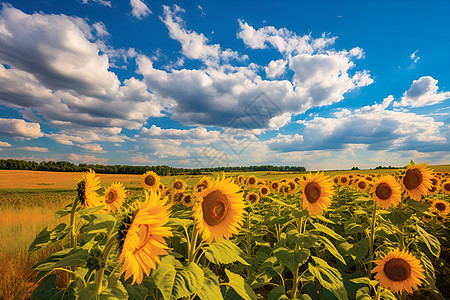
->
<box><xmin>194</xmin><ymin>177</ymin><xmax>211</xmax><ymax>193</ymax></box>
<box><xmin>300</xmin><ymin>172</ymin><xmax>333</xmax><ymax>215</ymax></box>
<box><xmin>355</xmin><ymin>179</ymin><xmax>369</xmax><ymax>192</ymax></box>
<box><xmin>104</xmin><ymin>182</ymin><xmax>126</xmax><ymax>212</ymax></box>
<box><xmin>270</xmin><ymin>181</ymin><xmax>280</xmax><ymax>191</ymax></box>
<box><xmin>246</xmin><ymin>192</ymin><xmax>260</xmax><ymax>204</ymax></box>
<box><xmin>237</xmin><ymin>175</ymin><xmax>244</xmax><ymax>184</ymax></box>
<box><xmin>294</xmin><ymin>177</ymin><xmax>301</xmax><ymax>183</ymax></box>
<box><xmin>287</xmin><ymin>181</ymin><xmax>297</xmax><ymax>195</ymax></box>
<box><xmin>332</xmin><ymin>176</ymin><xmax>340</xmax><ymax>185</ymax></box>
<box><xmin>431</xmin><ymin>200</ymin><xmax>450</xmax><ymax>216</ymax></box>
<box><xmin>246</xmin><ymin>175</ymin><xmax>257</xmax><ymax>188</ymax></box>
<box><xmin>428</xmin><ymin>177</ymin><xmax>440</xmax><ymax>194</ymax></box>
<box><xmin>77</xmin><ymin>169</ymin><xmax>103</xmax><ymax>208</ymax></box>
<box><xmin>372</xmin><ymin>249</ymin><xmax>425</xmax><ymax>294</ymax></box>
<box><xmin>141</xmin><ymin>171</ymin><xmax>160</xmax><ymax>191</ymax></box>
<box><xmin>171</xmin><ymin>192</ymin><xmax>184</xmax><ymax>204</ymax></box>
<box><xmin>401</xmin><ymin>163</ymin><xmax>433</xmax><ymax>200</ymax></box>
<box><xmin>370</xmin><ymin>176</ymin><xmax>402</xmax><ymax>209</ymax></box>
<box><xmin>260</xmin><ymin>186</ymin><xmax>270</xmax><ymax>198</ymax></box>
<box><xmin>193</xmin><ymin>176</ymin><xmax>245</xmax><ymax>243</ymax></box>
<box><xmin>339</xmin><ymin>175</ymin><xmax>350</xmax><ymax>186</ymax></box>
<box><xmin>441</xmin><ymin>180</ymin><xmax>450</xmax><ymax>195</ymax></box>
<box><xmin>170</xmin><ymin>179</ymin><xmax>187</xmax><ymax>193</ymax></box>
<box><xmin>118</xmin><ymin>191</ymin><xmax>172</xmax><ymax>285</ymax></box>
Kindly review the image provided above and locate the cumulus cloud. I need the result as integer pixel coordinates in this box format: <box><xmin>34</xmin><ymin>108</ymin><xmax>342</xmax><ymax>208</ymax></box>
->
<box><xmin>93</xmin><ymin>21</ymin><xmax>109</xmax><ymax>37</ymax></box>
<box><xmin>265</xmin><ymin>59</ymin><xmax>287</xmax><ymax>79</ymax></box>
<box><xmin>395</xmin><ymin>76</ymin><xmax>450</xmax><ymax>107</ymax></box>
<box><xmin>140</xmin><ymin>125</ymin><xmax>221</xmax><ymax>141</ymax></box>
<box><xmin>46</xmin><ymin>127</ymin><xmax>129</xmax><ymax>146</ymax></box>
<box><xmin>130</xmin><ymin>0</ymin><xmax>152</xmax><ymax>19</ymax></box>
<box><xmin>19</xmin><ymin>146</ymin><xmax>49</xmax><ymax>152</ymax></box>
<box><xmin>0</xmin><ymin>141</ymin><xmax>12</xmax><ymax>147</ymax></box>
<box><xmin>0</xmin><ymin>118</ymin><xmax>43</xmax><ymax>140</ymax></box>
<box><xmin>79</xmin><ymin>143</ymin><xmax>107</xmax><ymax>153</ymax></box>
<box><xmin>275</xmin><ymin>96</ymin><xmax>448</xmax><ymax>152</ymax></box>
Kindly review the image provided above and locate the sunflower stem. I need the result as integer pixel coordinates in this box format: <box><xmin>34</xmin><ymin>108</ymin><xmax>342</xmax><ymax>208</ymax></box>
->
<box><xmin>368</xmin><ymin>202</ymin><xmax>377</xmax><ymax>278</ymax></box>
<box><xmin>374</xmin><ymin>285</ymin><xmax>381</xmax><ymax>300</ymax></box>
<box><xmin>95</xmin><ymin>233</ymin><xmax>119</xmax><ymax>296</ymax></box>
<box><xmin>398</xmin><ymin>194</ymin><xmax>405</xmax><ymax>250</ymax></box>
<box><xmin>187</xmin><ymin>224</ymin><xmax>199</xmax><ymax>264</ymax></box>
<box><xmin>68</xmin><ymin>195</ymin><xmax>79</xmax><ymax>281</ymax></box>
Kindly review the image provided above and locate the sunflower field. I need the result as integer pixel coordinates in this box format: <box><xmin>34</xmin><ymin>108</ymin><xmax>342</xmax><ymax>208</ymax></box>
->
<box><xmin>28</xmin><ymin>162</ymin><xmax>450</xmax><ymax>300</ymax></box>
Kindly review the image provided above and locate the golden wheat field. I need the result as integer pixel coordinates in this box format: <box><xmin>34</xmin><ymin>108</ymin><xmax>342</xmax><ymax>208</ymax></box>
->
<box><xmin>0</xmin><ymin>165</ymin><xmax>449</xmax><ymax>300</ymax></box>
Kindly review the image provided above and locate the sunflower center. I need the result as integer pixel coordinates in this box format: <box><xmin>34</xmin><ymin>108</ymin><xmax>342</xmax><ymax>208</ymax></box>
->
<box><xmin>133</xmin><ymin>224</ymin><xmax>151</xmax><ymax>254</ymax></box>
<box><xmin>305</xmin><ymin>182</ymin><xmax>321</xmax><ymax>204</ymax></box>
<box><xmin>145</xmin><ymin>175</ymin><xmax>156</xmax><ymax>186</ymax></box>
<box><xmin>249</xmin><ymin>194</ymin><xmax>257</xmax><ymax>203</ymax></box>
<box><xmin>183</xmin><ymin>195</ymin><xmax>192</xmax><ymax>204</ymax></box>
<box><xmin>105</xmin><ymin>190</ymin><xmax>117</xmax><ymax>204</ymax></box>
<box><xmin>248</xmin><ymin>178</ymin><xmax>256</xmax><ymax>185</ymax></box>
<box><xmin>431</xmin><ymin>178</ymin><xmax>437</xmax><ymax>185</ymax></box>
<box><xmin>341</xmin><ymin>177</ymin><xmax>347</xmax><ymax>183</ymax></box>
<box><xmin>435</xmin><ymin>202</ymin><xmax>446</xmax><ymax>211</ymax></box>
<box><xmin>375</xmin><ymin>183</ymin><xmax>392</xmax><ymax>200</ymax></box>
<box><xmin>261</xmin><ymin>187</ymin><xmax>268</xmax><ymax>195</ymax></box>
<box><xmin>403</xmin><ymin>169</ymin><xmax>422</xmax><ymax>190</ymax></box>
<box><xmin>272</xmin><ymin>183</ymin><xmax>279</xmax><ymax>189</ymax></box>
<box><xmin>358</xmin><ymin>181</ymin><xmax>366</xmax><ymax>189</ymax></box>
<box><xmin>384</xmin><ymin>258</ymin><xmax>411</xmax><ymax>281</ymax></box>
<box><xmin>444</xmin><ymin>183</ymin><xmax>450</xmax><ymax>192</ymax></box>
<box><xmin>202</xmin><ymin>191</ymin><xmax>229</xmax><ymax>226</ymax></box>
<box><xmin>174</xmin><ymin>181</ymin><xmax>183</xmax><ymax>189</ymax></box>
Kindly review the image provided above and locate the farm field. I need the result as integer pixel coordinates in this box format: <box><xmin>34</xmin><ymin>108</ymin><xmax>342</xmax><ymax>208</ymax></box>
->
<box><xmin>0</xmin><ymin>165</ymin><xmax>449</xmax><ymax>299</ymax></box>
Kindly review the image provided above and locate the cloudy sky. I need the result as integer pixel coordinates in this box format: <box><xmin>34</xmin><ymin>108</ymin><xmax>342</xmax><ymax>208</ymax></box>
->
<box><xmin>0</xmin><ymin>0</ymin><xmax>449</xmax><ymax>170</ymax></box>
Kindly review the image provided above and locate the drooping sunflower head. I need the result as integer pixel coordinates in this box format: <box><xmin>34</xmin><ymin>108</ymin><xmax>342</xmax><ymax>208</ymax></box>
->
<box><xmin>431</xmin><ymin>200</ymin><xmax>450</xmax><ymax>216</ymax></box>
<box><xmin>259</xmin><ymin>185</ymin><xmax>270</xmax><ymax>198</ymax></box>
<box><xmin>372</xmin><ymin>249</ymin><xmax>425</xmax><ymax>294</ymax></box>
<box><xmin>370</xmin><ymin>175</ymin><xmax>402</xmax><ymax>209</ymax></box>
<box><xmin>246</xmin><ymin>192</ymin><xmax>260</xmax><ymax>204</ymax></box>
<box><xmin>246</xmin><ymin>175</ymin><xmax>257</xmax><ymax>188</ymax></box>
<box><xmin>181</xmin><ymin>194</ymin><xmax>194</xmax><ymax>207</ymax></box>
<box><xmin>141</xmin><ymin>171</ymin><xmax>160</xmax><ymax>191</ymax></box>
<box><xmin>118</xmin><ymin>190</ymin><xmax>172</xmax><ymax>285</ymax></box>
<box><xmin>170</xmin><ymin>179</ymin><xmax>187</xmax><ymax>193</ymax></box>
<box><xmin>192</xmin><ymin>176</ymin><xmax>245</xmax><ymax>243</ymax></box>
<box><xmin>428</xmin><ymin>176</ymin><xmax>440</xmax><ymax>194</ymax></box>
<box><xmin>401</xmin><ymin>163</ymin><xmax>433</xmax><ymax>200</ymax></box>
<box><xmin>104</xmin><ymin>182</ymin><xmax>127</xmax><ymax>212</ymax></box>
<box><xmin>300</xmin><ymin>172</ymin><xmax>333</xmax><ymax>215</ymax></box>
<box><xmin>77</xmin><ymin>169</ymin><xmax>103</xmax><ymax>208</ymax></box>
<box><xmin>171</xmin><ymin>192</ymin><xmax>184</xmax><ymax>204</ymax></box>
<box><xmin>194</xmin><ymin>177</ymin><xmax>211</xmax><ymax>193</ymax></box>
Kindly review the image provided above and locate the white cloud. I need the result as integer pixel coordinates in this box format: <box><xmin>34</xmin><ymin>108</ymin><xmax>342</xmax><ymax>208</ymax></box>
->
<box><xmin>81</xmin><ymin>0</ymin><xmax>112</xmax><ymax>7</ymax></box>
<box><xmin>140</xmin><ymin>125</ymin><xmax>221</xmax><ymax>141</ymax></box>
<box><xmin>79</xmin><ymin>143</ymin><xmax>107</xmax><ymax>153</ymax></box>
<box><xmin>395</xmin><ymin>76</ymin><xmax>450</xmax><ymax>107</ymax></box>
<box><xmin>46</xmin><ymin>127</ymin><xmax>129</xmax><ymax>146</ymax></box>
<box><xmin>0</xmin><ymin>118</ymin><xmax>43</xmax><ymax>140</ymax></box>
<box><xmin>19</xmin><ymin>146</ymin><xmax>49</xmax><ymax>152</ymax></box>
<box><xmin>0</xmin><ymin>141</ymin><xmax>12</xmax><ymax>147</ymax></box>
<box><xmin>160</xmin><ymin>5</ymin><xmax>245</xmax><ymax>65</ymax></box>
<box><xmin>265</xmin><ymin>59</ymin><xmax>287</xmax><ymax>79</ymax></box>
<box><xmin>130</xmin><ymin>0</ymin><xmax>152</xmax><ymax>19</ymax></box>
<box><xmin>93</xmin><ymin>21</ymin><xmax>109</xmax><ymax>37</ymax></box>
<box><xmin>65</xmin><ymin>153</ymin><xmax>108</xmax><ymax>164</ymax></box>
<box><xmin>410</xmin><ymin>50</ymin><xmax>420</xmax><ymax>63</ymax></box>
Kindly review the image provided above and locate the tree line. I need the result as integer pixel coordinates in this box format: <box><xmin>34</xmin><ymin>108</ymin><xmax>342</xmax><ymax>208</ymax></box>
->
<box><xmin>0</xmin><ymin>159</ymin><xmax>306</xmax><ymax>175</ymax></box>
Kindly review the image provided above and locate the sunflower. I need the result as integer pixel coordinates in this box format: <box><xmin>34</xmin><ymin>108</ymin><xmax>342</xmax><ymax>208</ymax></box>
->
<box><xmin>355</xmin><ymin>179</ymin><xmax>369</xmax><ymax>192</ymax></box>
<box><xmin>246</xmin><ymin>192</ymin><xmax>260</xmax><ymax>204</ymax></box>
<box><xmin>259</xmin><ymin>186</ymin><xmax>270</xmax><ymax>198</ymax></box>
<box><xmin>181</xmin><ymin>194</ymin><xmax>194</xmax><ymax>207</ymax></box>
<box><xmin>119</xmin><ymin>191</ymin><xmax>172</xmax><ymax>285</ymax></box>
<box><xmin>428</xmin><ymin>177</ymin><xmax>440</xmax><ymax>194</ymax></box>
<box><xmin>246</xmin><ymin>175</ymin><xmax>257</xmax><ymax>188</ymax></box>
<box><xmin>141</xmin><ymin>171</ymin><xmax>160</xmax><ymax>191</ymax></box>
<box><xmin>372</xmin><ymin>249</ymin><xmax>425</xmax><ymax>294</ymax></box>
<box><xmin>171</xmin><ymin>192</ymin><xmax>184</xmax><ymax>204</ymax></box>
<box><xmin>104</xmin><ymin>182</ymin><xmax>126</xmax><ymax>212</ymax></box>
<box><xmin>401</xmin><ymin>163</ymin><xmax>433</xmax><ymax>200</ymax></box>
<box><xmin>77</xmin><ymin>169</ymin><xmax>103</xmax><ymax>208</ymax></box>
<box><xmin>270</xmin><ymin>181</ymin><xmax>280</xmax><ymax>191</ymax></box>
<box><xmin>237</xmin><ymin>175</ymin><xmax>244</xmax><ymax>184</ymax></box>
<box><xmin>300</xmin><ymin>172</ymin><xmax>333</xmax><ymax>215</ymax></box>
<box><xmin>442</xmin><ymin>180</ymin><xmax>450</xmax><ymax>195</ymax></box>
<box><xmin>194</xmin><ymin>177</ymin><xmax>211</xmax><ymax>193</ymax></box>
<box><xmin>170</xmin><ymin>179</ymin><xmax>187</xmax><ymax>193</ymax></box>
<box><xmin>431</xmin><ymin>200</ymin><xmax>450</xmax><ymax>216</ymax></box>
<box><xmin>332</xmin><ymin>176</ymin><xmax>339</xmax><ymax>185</ymax></box>
<box><xmin>339</xmin><ymin>175</ymin><xmax>350</xmax><ymax>186</ymax></box>
<box><xmin>192</xmin><ymin>176</ymin><xmax>245</xmax><ymax>243</ymax></box>
<box><xmin>287</xmin><ymin>181</ymin><xmax>297</xmax><ymax>195</ymax></box>
<box><xmin>370</xmin><ymin>176</ymin><xmax>402</xmax><ymax>209</ymax></box>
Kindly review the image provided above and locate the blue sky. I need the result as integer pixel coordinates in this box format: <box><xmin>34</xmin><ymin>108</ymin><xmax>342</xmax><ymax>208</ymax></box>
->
<box><xmin>0</xmin><ymin>0</ymin><xmax>448</xmax><ymax>170</ymax></box>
